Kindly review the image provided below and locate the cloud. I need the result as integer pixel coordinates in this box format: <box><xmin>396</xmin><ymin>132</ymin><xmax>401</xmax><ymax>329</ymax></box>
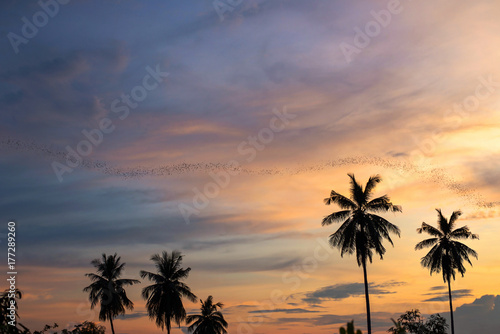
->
<box><xmin>259</xmin><ymin>295</ymin><xmax>500</xmax><ymax>333</ymax></box>
<box><xmin>303</xmin><ymin>281</ymin><xmax>406</xmax><ymax>304</ymax></box>
<box><xmin>117</xmin><ymin>312</ymin><xmax>148</xmax><ymax>320</ymax></box>
<box><xmin>1</xmin><ymin>52</ymin><xmax>89</xmax><ymax>82</ymax></box>
<box><xmin>311</xmin><ymin>312</ymin><xmax>395</xmax><ymax>328</ymax></box>
<box><xmin>454</xmin><ymin>295</ymin><xmax>500</xmax><ymax>334</ymax></box>
<box><xmin>249</xmin><ymin>308</ymin><xmax>320</xmax><ymax>314</ymax></box>
<box><xmin>463</xmin><ymin>208</ymin><xmax>500</xmax><ymax>220</ymax></box>
<box><xmin>423</xmin><ymin>288</ymin><xmax>473</xmax><ymax>302</ymax></box>
<box><xmin>192</xmin><ymin>255</ymin><xmax>302</xmax><ymax>273</ymax></box>
<box><xmin>21</xmin><ymin>292</ymin><xmax>53</xmax><ymax>301</ymax></box>
<box><xmin>181</xmin><ymin>328</ymin><xmax>189</xmax><ymax>334</ymax></box>
<box><xmin>0</xmin><ymin>44</ymin><xmax>132</xmax><ymax>143</ymax></box>
<box><xmin>270</xmin><ymin>311</ymin><xmax>396</xmax><ymax>331</ymax></box>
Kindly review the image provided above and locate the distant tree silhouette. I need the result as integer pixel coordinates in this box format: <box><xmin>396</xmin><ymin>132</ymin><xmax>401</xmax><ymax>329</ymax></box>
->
<box><xmin>186</xmin><ymin>295</ymin><xmax>228</xmax><ymax>334</ymax></box>
<box><xmin>425</xmin><ymin>314</ymin><xmax>448</xmax><ymax>334</ymax></box>
<box><xmin>387</xmin><ymin>309</ymin><xmax>448</xmax><ymax>334</ymax></box>
<box><xmin>30</xmin><ymin>323</ymin><xmax>59</xmax><ymax>334</ymax></box>
<box><xmin>339</xmin><ymin>320</ymin><xmax>362</xmax><ymax>334</ymax></box>
<box><xmin>415</xmin><ymin>209</ymin><xmax>478</xmax><ymax>334</ymax></box>
<box><xmin>322</xmin><ymin>174</ymin><xmax>402</xmax><ymax>334</ymax></box>
<box><xmin>140</xmin><ymin>250</ymin><xmax>197</xmax><ymax>333</ymax></box>
<box><xmin>388</xmin><ymin>318</ymin><xmax>406</xmax><ymax>334</ymax></box>
<box><xmin>2</xmin><ymin>290</ymin><xmax>106</xmax><ymax>334</ymax></box>
<box><xmin>389</xmin><ymin>309</ymin><xmax>424</xmax><ymax>334</ymax></box>
<box><xmin>61</xmin><ymin>321</ymin><xmax>106</xmax><ymax>334</ymax></box>
<box><xmin>1</xmin><ymin>315</ymin><xmax>105</xmax><ymax>334</ymax></box>
<box><xmin>83</xmin><ymin>253</ymin><xmax>139</xmax><ymax>334</ymax></box>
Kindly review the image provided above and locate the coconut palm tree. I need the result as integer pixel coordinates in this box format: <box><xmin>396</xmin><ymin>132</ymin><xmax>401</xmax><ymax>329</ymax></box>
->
<box><xmin>83</xmin><ymin>253</ymin><xmax>140</xmax><ymax>334</ymax></box>
<box><xmin>415</xmin><ymin>209</ymin><xmax>478</xmax><ymax>334</ymax></box>
<box><xmin>140</xmin><ymin>250</ymin><xmax>197</xmax><ymax>333</ymax></box>
<box><xmin>186</xmin><ymin>295</ymin><xmax>228</xmax><ymax>334</ymax></box>
<box><xmin>322</xmin><ymin>174</ymin><xmax>402</xmax><ymax>334</ymax></box>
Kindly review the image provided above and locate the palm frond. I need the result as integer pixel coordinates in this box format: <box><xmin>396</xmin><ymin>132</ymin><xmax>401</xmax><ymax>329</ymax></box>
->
<box><xmin>449</xmin><ymin>226</ymin><xmax>479</xmax><ymax>240</ymax></box>
<box><xmin>364</xmin><ymin>221</ymin><xmax>387</xmax><ymax>259</ymax></box>
<box><xmin>416</xmin><ymin>222</ymin><xmax>443</xmax><ymax>237</ymax></box>
<box><xmin>366</xmin><ymin>195</ymin><xmax>402</xmax><ymax>213</ymax></box>
<box><xmin>363</xmin><ymin>174</ymin><xmax>382</xmax><ymax>200</ymax></box>
<box><xmin>368</xmin><ymin>214</ymin><xmax>401</xmax><ymax>237</ymax></box>
<box><xmin>415</xmin><ymin>238</ymin><xmax>438</xmax><ymax>250</ymax></box>
<box><xmin>348</xmin><ymin>173</ymin><xmax>366</xmax><ymax>206</ymax></box>
<box><xmin>451</xmin><ymin>241</ymin><xmax>478</xmax><ymax>261</ymax></box>
<box><xmin>324</xmin><ymin>190</ymin><xmax>357</xmax><ymax>210</ymax></box>
<box><xmin>328</xmin><ymin>217</ymin><xmax>357</xmax><ymax>256</ymax></box>
<box><xmin>448</xmin><ymin>210</ymin><xmax>462</xmax><ymax>230</ymax></box>
<box><xmin>116</xmin><ymin>278</ymin><xmax>141</xmax><ymax>286</ymax></box>
<box><xmin>420</xmin><ymin>243</ymin><xmax>442</xmax><ymax>274</ymax></box>
<box><xmin>436</xmin><ymin>209</ymin><xmax>450</xmax><ymax>234</ymax></box>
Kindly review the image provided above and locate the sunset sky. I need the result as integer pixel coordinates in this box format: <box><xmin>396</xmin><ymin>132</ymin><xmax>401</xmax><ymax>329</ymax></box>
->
<box><xmin>1</xmin><ymin>1</ymin><xmax>500</xmax><ymax>333</ymax></box>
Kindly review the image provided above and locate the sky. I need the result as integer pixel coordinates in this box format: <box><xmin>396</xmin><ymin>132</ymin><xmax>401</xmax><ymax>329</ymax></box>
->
<box><xmin>1</xmin><ymin>0</ymin><xmax>500</xmax><ymax>333</ymax></box>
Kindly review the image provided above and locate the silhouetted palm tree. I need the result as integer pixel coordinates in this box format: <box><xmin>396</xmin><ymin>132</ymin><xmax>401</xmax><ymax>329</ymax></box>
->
<box><xmin>186</xmin><ymin>296</ymin><xmax>228</xmax><ymax>334</ymax></box>
<box><xmin>415</xmin><ymin>209</ymin><xmax>478</xmax><ymax>334</ymax></box>
<box><xmin>140</xmin><ymin>250</ymin><xmax>197</xmax><ymax>333</ymax></box>
<box><xmin>322</xmin><ymin>174</ymin><xmax>402</xmax><ymax>334</ymax></box>
<box><xmin>83</xmin><ymin>253</ymin><xmax>140</xmax><ymax>334</ymax></box>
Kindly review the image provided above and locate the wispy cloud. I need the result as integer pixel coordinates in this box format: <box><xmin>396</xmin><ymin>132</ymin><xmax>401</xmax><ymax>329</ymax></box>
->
<box><xmin>422</xmin><ymin>288</ymin><xmax>473</xmax><ymax>302</ymax></box>
<box><xmin>302</xmin><ymin>281</ymin><xmax>406</xmax><ymax>304</ymax></box>
<box><xmin>249</xmin><ymin>308</ymin><xmax>319</xmax><ymax>314</ymax></box>
<box><xmin>117</xmin><ymin>312</ymin><xmax>148</xmax><ymax>320</ymax></box>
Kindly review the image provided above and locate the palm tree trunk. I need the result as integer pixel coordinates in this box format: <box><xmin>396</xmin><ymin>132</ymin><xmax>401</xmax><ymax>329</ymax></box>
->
<box><xmin>109</xmin><ymin>316</ymin><xmax>116</xmax><ymax>334</ymax></box>
<box><xmin>448</xmin><ymin>279</ymin><xmax>455</xmax><ymax>334</ymax></box>
<box><xmin>362</xmin><ymin>260</ymin><xmax>372</xmax><ymax>334</ymax></box>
